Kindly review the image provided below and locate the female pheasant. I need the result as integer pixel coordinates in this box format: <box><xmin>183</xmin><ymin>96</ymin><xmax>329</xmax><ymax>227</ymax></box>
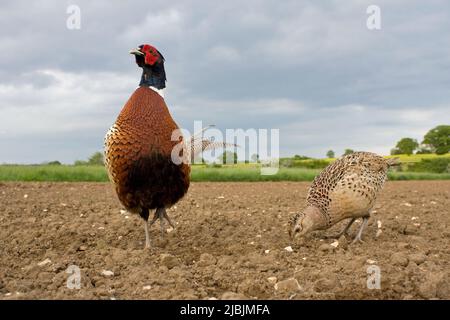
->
<box><xmin>104</xmin><ymin>44</ymin><xmax>230</xmax><ymax>248</ymax></box>
<box><xmin>289</xmin><ymin>152</ymin><xmax>399</xmax><ymax>243</ymax></box>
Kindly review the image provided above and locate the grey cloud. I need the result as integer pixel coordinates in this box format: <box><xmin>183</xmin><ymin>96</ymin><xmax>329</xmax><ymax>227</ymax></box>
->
<box><xmin>0</xmin><ymin>0</ymin><xmax>449</xmax><ymax>163</ymax></box>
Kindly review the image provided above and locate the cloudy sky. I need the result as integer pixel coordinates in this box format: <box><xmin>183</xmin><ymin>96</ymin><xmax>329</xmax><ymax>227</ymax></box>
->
<box><xmin>0</xmin><ymin>0</ymin><xmax>449</xmax><ymax>163</ymax></box>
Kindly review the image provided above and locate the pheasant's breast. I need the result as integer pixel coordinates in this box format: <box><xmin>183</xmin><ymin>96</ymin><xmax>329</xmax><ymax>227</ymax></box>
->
<box><xmin>104</xmin><ymin>87</ymin><xmax>190</xmax><ymax>211</ymax></box>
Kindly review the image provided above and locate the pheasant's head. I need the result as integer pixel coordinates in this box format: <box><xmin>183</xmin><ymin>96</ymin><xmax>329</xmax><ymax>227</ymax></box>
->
<box><xmin>129</xmin><ymin>44</ymin><xmax>166</xmax><ymax>90</ymax></box>
<box><xmin>129</xmin><ymin>44</ymin><xmax>164</xmax><ymax>67</ymax></box>
<box><xmin>289</xmin><ymin>206</ymin><xmax>325</xmax><ymax>240</ymax></box>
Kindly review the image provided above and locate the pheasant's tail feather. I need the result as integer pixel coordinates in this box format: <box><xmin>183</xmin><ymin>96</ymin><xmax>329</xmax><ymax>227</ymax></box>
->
<box><xmin>386</xmin><ymin>157</ymin><xmax>401</xmax><ymax>167</ymax></box>
<box><xmin>189</xmin><ymin>125</ymin><xmax>216</xmax><ymax>144</ymax></box>
<box><xmin>190</xmin><ymin>140</ymin><xmax>239</xmax><ymax>157</ymax></box>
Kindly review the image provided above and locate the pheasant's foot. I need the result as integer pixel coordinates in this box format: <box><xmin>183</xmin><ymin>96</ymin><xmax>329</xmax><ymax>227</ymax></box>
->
<box><xmin>351</xmin><ymin>216</ymin><xmax>369</xmax><ymax>245</ymax></box>
<box><xmin>352</xmin><ymin>235</ymin><xmax>365</xmax><ymax>244</ymax></box>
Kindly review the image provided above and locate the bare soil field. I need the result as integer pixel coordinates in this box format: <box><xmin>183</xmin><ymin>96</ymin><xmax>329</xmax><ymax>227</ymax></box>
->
<box><xmin>0</xmin><ymin>181</ymin><xmax>449</xmax><ymax>300</ymax></box>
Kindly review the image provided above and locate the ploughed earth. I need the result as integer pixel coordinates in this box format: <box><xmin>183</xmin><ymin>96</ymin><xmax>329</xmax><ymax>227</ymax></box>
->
<box><xmin>0</xmin><ymin>181</ymin><xmax>449</xmax><ymax>299</ymax></box>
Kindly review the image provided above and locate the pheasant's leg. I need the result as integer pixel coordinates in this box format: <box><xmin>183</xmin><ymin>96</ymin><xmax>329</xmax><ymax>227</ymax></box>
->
<box><xmin>159</xmin><ymin>211</ymin><xmax>166</xmax><ymax>237</ymax></box>
<box><xmin>149</xmin><ymin>211</ymin><xmax>159</xmax><ymax>227</ymax></box>
<box><xmin>324</xmin><ymin>218</ymin><xmax>356</xmax><ymax>239</ymax></box>
<box><xmin>151</xmin><ymin>207</ymin><xmax>175</xmax><ymax>238</ymax></box>
<box><xmin>339</xmin><ymin>218</ymin><xmax>356</xmax><ymax>237</ymax></box>
<box><xmin>352</xmin><ymin>216</ymin><xmax>369</xmax><ymax>244</ymax></box>
<box><xmin>150</xmin><ymin>208</ymin><xmax>163</xmax><ymax>236</ymax></box>
<box><xmin>161</xmin><ymin>208</ymin><xmax>175</xmax><ymax>229</ymax></box>
<box><xmin>143</xmin><ymin>220</ymin><xmax>151</xmax><ymax>249</ymax></box>
<box><xmin>148</xmin><ymin>209</ymin><xmax>164</xmax><ymax>237</ymax></box>
<box><xmin>139</xmin><ymin>208</ymin><xmax>151</xmax><ymax>249</ymax></box>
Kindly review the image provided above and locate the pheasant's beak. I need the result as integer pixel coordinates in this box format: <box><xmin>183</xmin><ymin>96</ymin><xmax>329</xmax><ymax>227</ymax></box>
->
<box><xmin>129</xmin><ymin>48</ymin><xmax>144</xmax><ymax>56</ymax></box>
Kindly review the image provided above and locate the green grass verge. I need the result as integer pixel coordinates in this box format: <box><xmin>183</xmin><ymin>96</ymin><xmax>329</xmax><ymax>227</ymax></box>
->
<box><xmin>191</xmin><ymin>166</ymin><xmax>321</xmax><ymax>182</ymax></box>
<box><xmin>0</xmin><ymin>165</ymin><xmax>109</xmax><ymax>182</ymax></box>
<box><xmin>385</xmin><ymin>153</ymin><xmax>450</xmax><ymax>163</ymax></box>
<box><xmin>0</xmin><ymin>164</ymin><xmax>449</xmax><ymax>182</ymax></box>
<box><xmin>388</xmin><ymin>171</ymin><xmax>450</xmax><ymax>180</ymax></box>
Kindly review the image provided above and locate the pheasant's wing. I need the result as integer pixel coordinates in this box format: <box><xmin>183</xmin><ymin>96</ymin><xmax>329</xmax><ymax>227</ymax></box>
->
<box><xmin>306</xmin><ymin>158</ymin><xmax>347</xmax><ymax>212</ymax></box>
<box><xmin>306</xmin><ymin>152</ymin><xmax>378</xmax><ymax>210</ymax></box>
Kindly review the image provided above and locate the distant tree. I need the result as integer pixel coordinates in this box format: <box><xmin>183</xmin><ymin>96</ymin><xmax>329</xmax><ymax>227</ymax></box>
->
<box><xmin>343</xmin><ymin>149</ymin><xmax>354</xmax><ymax>156</ymax></box>
<box><xmin>293</xmin><ymin>155</ymin><xmax>310</xmax><ymax>160</ymax></box>
<box><xmin>251</xmin><ymin>154</ymin><xmax>260</xmax><ymax>163</ymax></box>
<box><xmin>326</xmin><ymin>150</ymin><xmax>335</xmax><ymax>158</ymax></box>
<box><xmin>422</xmin><ymin>125</ymin><xmax>450</xmax><ymax>155</ymax></box>
<box><xmin>219</xmin><ymin>151</ymin><xmax>238</xmax><ymax>164</ymax></box>
<box><xmin>395</xmin><ymin>138</ymin><xmax>419</xmax><ymax>155</ymax></box>
<box><xmin>74</xmin><ymin>160</ymin><xmax>88</xmax><ymax>166</ymax></box>
<box><xmin>74</xmin><ymin>151</ymin><xmax>104</xmax><ymax>166</ymax></box>
<box><xmin>416</xmin><ymin>146</ymin><xmax>433</xmax><ymax>154</ymax></box>
<box><xmin>88</xmin><ymin>152</ymin><xmax>104</xmax><ymax>165</ymax></box>
<box><xmin>46</xmin><ymin>161</ymin><xmax>61</xmax><ymax>166</ymax></box>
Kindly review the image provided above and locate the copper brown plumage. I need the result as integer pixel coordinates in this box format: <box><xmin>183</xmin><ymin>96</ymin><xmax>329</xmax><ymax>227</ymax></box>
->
<box><xmin>105</xmin><ymin>86</ymin><xmax>190</xmax><ymax>248</ymax></box>
<box><xmin>105</xmin><ymin>44</ymin><xmax>235</xmax><ymax>248</ymax></box>
<box><xmin>104</xmin><ymin>45</ymin><xmax>192</xmax><ymax>249</ymax></box>
<box><xmin>105</xmin><ymin>87</ymin><xmax>190</xmax><ymax>211</ymax></box>
<box><xmin>289</xmin><ymin>152</ymin><xmax>399</xmax><ymax>243</ymax></box>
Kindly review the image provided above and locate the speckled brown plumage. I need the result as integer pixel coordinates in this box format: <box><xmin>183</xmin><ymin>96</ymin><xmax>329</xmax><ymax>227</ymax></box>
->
<box><xmin>104</xmin><ymin>86</ymin><xmax>190</xmax><ymax>215</ymax></box>
<box><xmin>289</xmin><ymin>152</ymin><xmax>399</xmax><ymax>243</ymax></box>
<box><xmin>307</xmin><ymin>151</ymin><xmax>391</xmax><ymax>225</ymax></box>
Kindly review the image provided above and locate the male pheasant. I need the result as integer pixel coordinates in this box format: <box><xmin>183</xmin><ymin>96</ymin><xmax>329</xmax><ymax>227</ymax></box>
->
<box><xmin>104</xmin><ymin>44</ymin><xmax>231</xmax><ymax>248</ymax></box>
<box><xmin>289</xmin><ymin>152</ymin><xmax>399</xmax><ymax>243</ymax></box>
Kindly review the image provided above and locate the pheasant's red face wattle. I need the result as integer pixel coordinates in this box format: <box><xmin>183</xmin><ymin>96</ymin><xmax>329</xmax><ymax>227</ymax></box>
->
<box><xmin>141</xmin><ymin>44</ymin><xmax>160</xmax><ymax>66</ymax></box>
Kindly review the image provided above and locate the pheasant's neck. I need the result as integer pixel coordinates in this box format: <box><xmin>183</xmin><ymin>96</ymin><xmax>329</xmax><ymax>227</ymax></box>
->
<box><xmin>139</xmin><ymin>65</ymin><xmax>166</xmax><ymax>88</ymax></box>
<box><xmin>305</xmin><ymin>206</ymin><xmax>328</xmax><ymax>231</ymax></box>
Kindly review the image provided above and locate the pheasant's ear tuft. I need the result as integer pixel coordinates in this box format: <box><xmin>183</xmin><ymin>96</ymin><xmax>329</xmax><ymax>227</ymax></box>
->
<box><xmin>141</xmin><ymin>44</ymin><xmax>161</xmax><ymax>66</ymax></box>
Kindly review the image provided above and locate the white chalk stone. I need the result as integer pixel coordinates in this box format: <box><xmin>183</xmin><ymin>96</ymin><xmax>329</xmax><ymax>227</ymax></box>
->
<box><xmin>267</xmin><ymin>276</ymin><xmax>278</xmax><ymax>284</ymax></box>
<box><xmin>101</xmin><ymin>270</ymin><xmax>114</xmax><ymax>277</ymax></box>
<box><xmin>330</xmin><ymin>241</ymin><xmax>339</xmax><ymax>248</ymax></box>
<box><xmin>37</xmin><ymin>258</ymin><xmax>51</xmax><ymax>267</ymax></box>
<box><xmin>402</xmin><ymin>202</ymin><xmax>412</xmax><ymax>207</ymax></box>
